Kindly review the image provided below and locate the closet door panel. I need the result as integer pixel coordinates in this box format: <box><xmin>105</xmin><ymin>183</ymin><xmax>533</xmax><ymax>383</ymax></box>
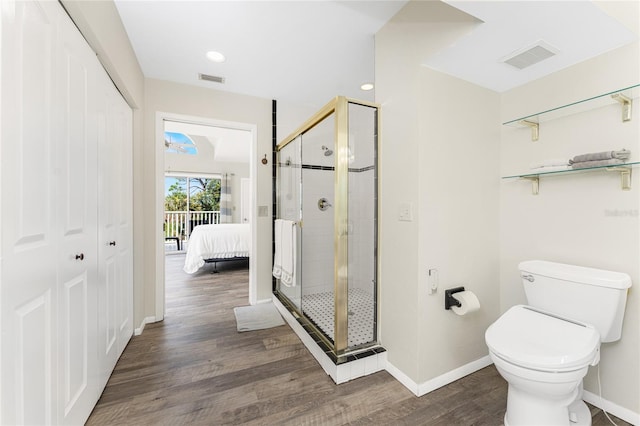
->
<box><xmin>60</xmin><ymin>274</ymin><xmax>90</xmax><ymax>414</ymax></box>
<box><xmin>112</xmin><ymin>94</ymin><xmax>133</xmax><ymax>352</ymax></box>
<box><xmin>96</xmin><ymin>74</ymin><xmax>120</xmax><ymax>386</ymax></box>
<box><xmin>4</xmin><ymin>0</ymin><xmax>55</xmax><ymax>247</ymax></box>
<box><xmin>0</xmin><ymin>1</ymin><xmax>59</xmax><ymax>424</ymax></box>
<box><xmin>14</xmin><ymin>292</ymin><xmax>54</xmax><ymax>426</ymax></box>
<box><xmin>55</xmin><ymin>11</ymin><xmax>99</xmax><ymax>424</ymax></box>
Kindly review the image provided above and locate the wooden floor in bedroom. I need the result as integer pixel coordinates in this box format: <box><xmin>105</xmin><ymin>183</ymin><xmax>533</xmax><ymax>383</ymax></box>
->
<box><xmin>87</xmin><ymin>253</ymin><xmax>631</xmax><ymax>426</ymax></box>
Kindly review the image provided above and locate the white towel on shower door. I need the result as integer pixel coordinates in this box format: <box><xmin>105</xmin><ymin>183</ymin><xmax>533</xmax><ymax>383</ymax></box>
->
<box><xmin>272</xmin><ymin>219</ymin><xmax>283</xmax><ymax>279</ymax></box>
<box><xmin>280</xmin><ymin>220</ymin><xmax>297</xmax><ymax>287</ymax></box>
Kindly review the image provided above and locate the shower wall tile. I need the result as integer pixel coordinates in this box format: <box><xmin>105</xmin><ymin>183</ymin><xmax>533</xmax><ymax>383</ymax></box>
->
<box><xmin>299</xmin><ymin>161</ymin><xmax>376</xmax><ymax>296</ymax></box>
<box><xmin>348</xmin><ymin>170</ymin><xmax>376</xmax><ymax>293</ymax></box>
<box><xmin>302</xmin><ymin>168</ymin><xmax>335</xmax><ymax>296</ymax></box>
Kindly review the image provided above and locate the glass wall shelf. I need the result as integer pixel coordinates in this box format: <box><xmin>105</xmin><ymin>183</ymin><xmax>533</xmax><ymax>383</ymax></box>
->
<box><xmin>503</xmin><ymin>84</ymin><xmax>639</xmax><ymax>141</ymax></box>
<box><xmin>502</xmin><ymin>162</ymin><xmax>639</xmax><ymax>195</ymax></box>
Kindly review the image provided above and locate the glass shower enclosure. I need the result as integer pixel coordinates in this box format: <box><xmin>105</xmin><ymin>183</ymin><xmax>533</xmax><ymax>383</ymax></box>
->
<box><xmin>274</xmin><ymin>97</ymin><xmax>379</xmax><ymax>360</ymax></box>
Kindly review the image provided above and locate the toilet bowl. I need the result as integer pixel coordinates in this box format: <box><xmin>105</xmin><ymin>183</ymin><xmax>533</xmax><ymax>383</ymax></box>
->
<box><xmin>485</xmin><ymin>261</ymin><xmax>631</xmax><ymax>426</ymax></box>
<box><xmin>486</xmin><ymin>305</ymin><xmax>600</xmax><ymax>425</ymax></box>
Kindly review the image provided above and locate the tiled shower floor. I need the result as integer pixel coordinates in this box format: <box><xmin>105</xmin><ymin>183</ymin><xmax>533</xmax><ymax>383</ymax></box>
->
<box><xmin>302</xmin><ymin>288</ymin><xmax>374</xmax><ymax>347</ymax></box>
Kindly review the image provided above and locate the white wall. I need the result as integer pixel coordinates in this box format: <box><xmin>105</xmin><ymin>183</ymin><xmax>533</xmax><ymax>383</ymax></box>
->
<box><xmin>376</xmin><ymin>1</ymin><xmax>499</xmax><ymax>384</ymax></box>
<box><xmin>146</xmin><ymin>78</ymin><xmax>273</xmax><ymax>303</ymax></box>
<box><xmin>500</xmin><ymin>41</ymin><xmax>640</xmax><ymax>414</ymax></box>
<box><xmin>417</xmin><ymin>68</ymin><xmax>500</xmax><ymax>384</ymax></box>
<box><xmin>377</xmin><ymin>4</ymin><xmax>639</xmax><ymax>415</ymax></box>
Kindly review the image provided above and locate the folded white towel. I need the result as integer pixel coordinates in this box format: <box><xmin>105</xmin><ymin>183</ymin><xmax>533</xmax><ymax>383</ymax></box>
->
<box><xmin>529</xmin><ymin>158</ymin><xmax>569</xmax><ymax>169</ymax></box>
<box><xmin>272</xmin><ymin>219</ymin><xmax>283</xmax><ymax>279</ymax></box>
<box><xmin>280</xmin><ymin>220</ymin><xmax>297</xmax><ymax>287</ymax></box>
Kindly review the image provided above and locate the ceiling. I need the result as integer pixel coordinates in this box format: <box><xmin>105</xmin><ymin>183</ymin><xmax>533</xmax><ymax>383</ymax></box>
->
<box><xmin>119</xmin><ymin>1</ymin><xmax>638</xmax><ymax>165</ymax></box>
<box><xmin>427</xmin><ymin>1</ymin><xmax>639</xmax><ymax>92</ymax></box>
<box><xmin>114</xmin><ymin>0</ymin><xmax>639</xmax><ymax>108</ymax></box>
<box><xmin>114</xmin><ymin>0</ymin><xmax>408</xmax><ymax>108</ymax></box>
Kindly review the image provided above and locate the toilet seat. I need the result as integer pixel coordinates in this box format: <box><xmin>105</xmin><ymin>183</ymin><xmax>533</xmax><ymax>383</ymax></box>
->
<box><xmin>486</xmin><ymin>305</ymin><xmax>600</xmax><ymax>372</ymax></box>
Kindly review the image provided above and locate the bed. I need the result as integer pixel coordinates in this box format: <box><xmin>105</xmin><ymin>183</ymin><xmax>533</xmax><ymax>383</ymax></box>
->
<box><xmin>183</xmin><ymin>223</ymin><xmax>251</xmax><ymax>273</ymax></box>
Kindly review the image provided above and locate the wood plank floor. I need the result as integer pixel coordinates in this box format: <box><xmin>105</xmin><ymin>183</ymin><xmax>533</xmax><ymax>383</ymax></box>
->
<box><xmin>87</xmin><ymin>254</ymin><xmax>630</xmax><ymax>425</ymax></box>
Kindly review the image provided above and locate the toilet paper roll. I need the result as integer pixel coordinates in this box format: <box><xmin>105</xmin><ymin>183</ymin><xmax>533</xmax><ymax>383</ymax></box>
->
<box><xmin>451</xmin><ymin>291</ymin><xmax>480</xmax><ymax>316</ymax></box>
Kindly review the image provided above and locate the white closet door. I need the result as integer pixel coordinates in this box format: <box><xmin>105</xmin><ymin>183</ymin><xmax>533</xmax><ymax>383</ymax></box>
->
<box><xmin>96</xmin><ymin>68</ymin><xmax>133</xmax><ymax>386</ymax></box>
<box><xmin>1</xmin><ymin>2</ymin><xmax>60</xmax><ymax>424</ymax></box>
<box><xmin>111</xmin><ymin>86</ymin><xmax>133</xmax><ymax>357</ymax></box>
<box><xmin>55</xmin><ymin>10</ymin><xmax>99</xmax><ymax>425</ymax></box>
<box><xmin>2</xmin><ymin>2</ymin><xmax>133</xmax><ymax>424</ymax></box>
<box><xmin>96</xmin><ymin>72</ymin><xmax>120</xmax><ymax>387</ymax></box>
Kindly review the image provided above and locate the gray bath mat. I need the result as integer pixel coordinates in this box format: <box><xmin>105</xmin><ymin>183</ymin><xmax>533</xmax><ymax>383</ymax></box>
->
<box><xmin>233</xmin><ymin>302</ymin><xmax>285</xmax><ymax>332</ymax></box>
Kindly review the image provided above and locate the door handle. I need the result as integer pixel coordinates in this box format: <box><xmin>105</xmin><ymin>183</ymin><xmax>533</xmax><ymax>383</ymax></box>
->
<box><xmin>75</xmin><ymin>253</ymin><xmax>85</xmax><ymax>261</ymax></box>
<box><xmin>109</xmin><ymin>241</ymin><xmax>116</xmax><ymax>246</ymax></box>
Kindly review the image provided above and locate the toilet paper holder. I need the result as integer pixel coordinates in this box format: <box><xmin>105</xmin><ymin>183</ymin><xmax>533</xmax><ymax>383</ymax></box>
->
<box><xmin>445</xmin><ymin>286</ymin><xmax>465</xmax><ymax>310</ymax></box>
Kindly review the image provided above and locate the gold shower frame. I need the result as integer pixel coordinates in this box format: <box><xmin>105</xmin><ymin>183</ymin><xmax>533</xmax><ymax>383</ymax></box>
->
<box><xmin>276</xmin><ymin>96</ymin><xmax>380</xmax><ymax>356</ymax></box>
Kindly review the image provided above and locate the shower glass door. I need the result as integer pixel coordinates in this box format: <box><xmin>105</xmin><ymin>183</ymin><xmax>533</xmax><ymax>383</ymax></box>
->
<box><xmin>347</xmin><ymin>102</ymin><xmax>378</xmax><ymax>350</ymax></box>
<box><xmin>276</xmin><ymin>135</ymin><xmax>302</xmax><ymax>310</ymax></box>
<box><xmin>275</xmin><ymin>97</ymin><xmax>380</xmax><ymax>359</ymax></box>
<box><xmin>300</xmin><ymin>113</ymin><xmax>336</xmax><ymax>345</ymax></box>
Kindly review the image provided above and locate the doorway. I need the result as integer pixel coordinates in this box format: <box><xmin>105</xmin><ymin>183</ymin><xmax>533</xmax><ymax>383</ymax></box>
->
<box><xmin>155</xmin><ymin>112</ymin><xmax>258</xmax><ymax>321</ymax></box>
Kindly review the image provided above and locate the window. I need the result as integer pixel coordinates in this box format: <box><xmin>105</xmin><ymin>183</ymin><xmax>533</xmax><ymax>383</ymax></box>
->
<box><xmin>164</xmin><ymin>132</ymin><xmax>197</xmax><ymax>155</ymax></box>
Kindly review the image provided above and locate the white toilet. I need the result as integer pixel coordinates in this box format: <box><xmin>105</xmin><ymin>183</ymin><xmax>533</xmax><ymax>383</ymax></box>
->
<box><xmin>485</xmin><ymin>260</ymin><xmax>631</xmax><ymax>426</ymax></box>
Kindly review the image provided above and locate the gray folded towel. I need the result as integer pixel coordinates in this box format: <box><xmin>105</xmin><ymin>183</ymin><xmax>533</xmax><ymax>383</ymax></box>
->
<box><xmin>570</xmin><ymin>149</ymin><xmax>630</xmax><ymax>164</ymax></box>
<box><xmin>613</xmin><ymin>149</ymin><xmax>631</xmax><ymax>160</ymax></box>
<box><xmin>571</xmin><ymin>158</ymin><xmax>624</xmax><ymax>169</ymax></box>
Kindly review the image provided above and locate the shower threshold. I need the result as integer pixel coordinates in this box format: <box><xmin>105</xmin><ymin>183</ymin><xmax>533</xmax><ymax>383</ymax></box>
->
<box><xmin>272</xmin><ymin>295</ymin><xmax>387</xmax><ymax>384</ymax></box>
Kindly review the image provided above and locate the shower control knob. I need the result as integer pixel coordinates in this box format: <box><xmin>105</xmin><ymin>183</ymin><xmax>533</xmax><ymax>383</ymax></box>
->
<box><xmin>318</xmin><ymin>198</ymin><xmax>332</xmax><ymax>211</ymax></box>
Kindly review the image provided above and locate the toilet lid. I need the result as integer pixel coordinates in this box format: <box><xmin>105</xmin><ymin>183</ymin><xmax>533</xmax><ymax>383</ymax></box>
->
<box><xmin>485</xmin><ymin>305</ymin><xmax>600</xmax><ymax>372</ymax></box>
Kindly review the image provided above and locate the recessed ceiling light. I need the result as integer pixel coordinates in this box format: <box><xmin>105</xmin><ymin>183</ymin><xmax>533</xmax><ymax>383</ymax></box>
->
<box><xmin>206</xmin><ymin>51</ymin><xmax>226</xmax><ymax>63</ymax></box>
<box><xmin>360</xmin><ymin>83</ymin><xmax>374</xmax><ymax>91</ymax></box>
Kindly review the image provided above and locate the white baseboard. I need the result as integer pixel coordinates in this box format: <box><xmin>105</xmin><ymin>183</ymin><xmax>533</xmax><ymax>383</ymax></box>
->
<box><xmin>418</xmin><ymin>355</ymin><xmax>493</xmax><ymax>396</ymax></box>
<box><xmin>385</xmin><ymin>355</ymin><xmax>493</xmax><ymax>397</ymax></box>
<box><xmin>385</xmin><ymin>361</ymin><xmax>420</xmax><ymax>396</ymax></box>
<box><xmin>583</xmin><ymin>390</ymin><xmax>640</xmax><ymax>425</ymax></box>
<box><xmin>134</xmin><ymin>316</ymin><xmax>156</xmax><ymax>336</ymax></box>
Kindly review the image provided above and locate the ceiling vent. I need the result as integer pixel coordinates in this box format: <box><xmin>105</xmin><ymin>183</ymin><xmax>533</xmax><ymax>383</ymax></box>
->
<box><xmin>199</xmin><ymin>73</ymin><xmax>225</xmax><ymax>84</ymax></box>
<box><xmin>502</xmin><ymin>41</ymin><xmax>558</xmax><ymax>70</ymax></box>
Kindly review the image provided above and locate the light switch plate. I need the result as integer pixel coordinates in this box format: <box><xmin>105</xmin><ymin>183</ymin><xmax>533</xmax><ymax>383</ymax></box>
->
<box><xmin>398</xmin><ymin>203</ymin><xmax>413</xmax><ymax>221</ymax></box>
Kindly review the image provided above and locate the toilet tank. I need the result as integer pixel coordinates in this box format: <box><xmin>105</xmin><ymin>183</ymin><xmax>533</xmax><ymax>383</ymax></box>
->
<box><xmin>519</xmin><ymin>260</ymin><xmax>632</xmax><ymax>342</ymax></box>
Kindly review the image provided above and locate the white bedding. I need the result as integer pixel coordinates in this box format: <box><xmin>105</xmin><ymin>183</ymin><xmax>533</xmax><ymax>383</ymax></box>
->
<box><xmin>183</xmin><ymin>224</ymin><xmax>251</xmax><ymax>274</ymax></box>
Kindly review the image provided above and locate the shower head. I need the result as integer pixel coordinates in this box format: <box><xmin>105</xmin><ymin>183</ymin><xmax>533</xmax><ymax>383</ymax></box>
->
<box><xmin>322</xmin><ymin>145</ymin><xmax>333</xmax><ymax>156</ymax></box>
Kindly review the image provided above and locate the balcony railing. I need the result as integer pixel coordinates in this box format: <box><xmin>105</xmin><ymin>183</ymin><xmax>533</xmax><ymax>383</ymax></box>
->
<box><xmin>164</xmin><ymin>211</ymin><xmax>220</xmax><ymax>240</ymax></box>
